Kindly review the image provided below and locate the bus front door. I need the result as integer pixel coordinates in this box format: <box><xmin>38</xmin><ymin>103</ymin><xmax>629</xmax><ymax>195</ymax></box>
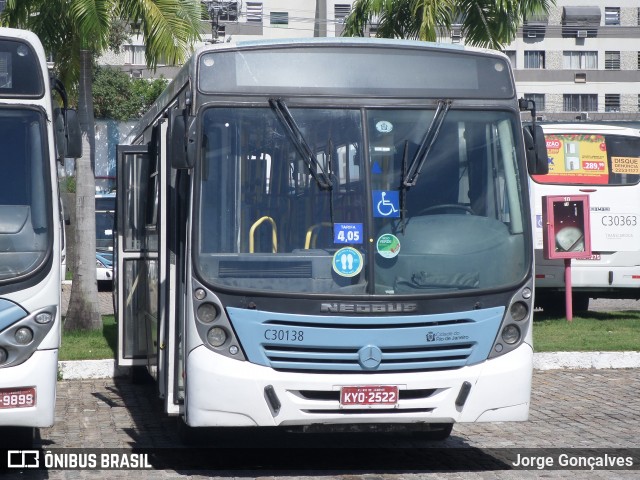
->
<box><xmin>117</xmin><ymin>129</ymin><xmax>180</xmax><ymax>415</ymax></box>
<box><xmin>116</xmin><ymin>145</ymin><xmax>152</xmax><ymax>375</ymax></box>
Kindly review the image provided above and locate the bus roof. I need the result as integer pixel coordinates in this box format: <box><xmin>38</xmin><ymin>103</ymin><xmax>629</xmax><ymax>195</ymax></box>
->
<box><xmin>0</xmin><ymin>27</ymin><xmax>48</xmax><ymax>100</ymax></box>
<box><xmin>204</xmin><ymin>35</ymin><xmax>492</xmax><ymax>53</ymax></box>
<box><xmin>541</xmin><ymin>123</ymin><xmax>640</xmax><ymax>137</ymax></box>
<box><xmin>0</xmin><ymin>26</ymin><xmax>45</xmax><ymax>46</ymax></box>
<box><xmin>192</xmin><ymin>36</ymin><xmax>508</xmax><ymax>65</ymax></box>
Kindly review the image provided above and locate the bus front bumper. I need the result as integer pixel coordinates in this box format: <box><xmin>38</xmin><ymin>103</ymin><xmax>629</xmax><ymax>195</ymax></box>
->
<box><xmin>535</xmin><ymin>251</ymin><xmax>640</xmax><ymax>292</ymax></box>
<box><xmin>184</xmin><ymin>343</ymin><xmax>532</xmax><ymax>427</ymax></box>
<box><xmin>0</xmin><ymin>349</ymin><xmax>57</xmax><ymax>428</ymax></box>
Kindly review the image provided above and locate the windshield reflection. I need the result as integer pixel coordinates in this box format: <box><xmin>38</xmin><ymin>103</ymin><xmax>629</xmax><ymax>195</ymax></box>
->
<box><xmin>195</xmin><ymin>107</ymin><xmax>528</xmax><ymax>296</ymax></box>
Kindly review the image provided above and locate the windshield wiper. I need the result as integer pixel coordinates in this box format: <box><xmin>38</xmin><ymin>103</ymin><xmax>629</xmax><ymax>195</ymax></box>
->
<box><xmin>269</xmin><ymin>98</ymin><xmax>333</xmax><ymax>190</ymax></box>
<box><xmin>402</xmin><ymin>99</ymin><xmax>452</xmax><ymax>187</ymax></box>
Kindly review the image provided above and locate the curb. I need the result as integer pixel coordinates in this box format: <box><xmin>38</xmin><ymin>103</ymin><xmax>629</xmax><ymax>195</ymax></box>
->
<box><xmin>58</xmin><ymin>352</ymin><xmax>640</xmax><ymax>380</ymax></box>
<box><xmin>58</xmin><ymin>359</ymin><xmax>129</xmax><ymax>380</ymax></box>
<box><xmin>533</xmin><ymin>351</ymin><xmax>640</xmax><ymax>370</ymax></box>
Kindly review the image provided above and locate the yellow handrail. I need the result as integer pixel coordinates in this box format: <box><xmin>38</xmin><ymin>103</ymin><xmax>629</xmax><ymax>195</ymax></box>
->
<box><xmin>304</xmin><ymin>222</ymin><xmax>333</xmax><ymax>249</ymax></box>
<box><xmin>249</xmin><ymin>216</ymin><xmax>278</xmax><ymax>253</ymax></box>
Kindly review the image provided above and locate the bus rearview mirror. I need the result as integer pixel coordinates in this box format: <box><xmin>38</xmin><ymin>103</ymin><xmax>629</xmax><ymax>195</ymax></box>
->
<box><xmin>53</xmin><ymin>108</ymin><xmax>67</xmax><ymax>161</ymax></box>
<box><xmin>523</xmin><ymin>124</ymin><xmax>548</xmax><ymax>175</ymax></box>
<box><xmin>170</xmin><ymin>109</ymin><xmax>195</xmax><ymax>169</ymax></box>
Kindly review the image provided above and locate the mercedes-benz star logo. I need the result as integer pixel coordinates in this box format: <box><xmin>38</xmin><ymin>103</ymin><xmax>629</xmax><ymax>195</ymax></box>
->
<box><xmin>358</xmin><ymin>345</ymin><xmax>382</xmax><ymax>370</ymax></box>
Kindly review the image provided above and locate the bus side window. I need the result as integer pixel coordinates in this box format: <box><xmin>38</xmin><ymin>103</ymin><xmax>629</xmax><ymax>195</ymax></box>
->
<box><xmin>0</xmin><ymin>121</ymin><xmax>27</xmax><ymax>206</ymax></box>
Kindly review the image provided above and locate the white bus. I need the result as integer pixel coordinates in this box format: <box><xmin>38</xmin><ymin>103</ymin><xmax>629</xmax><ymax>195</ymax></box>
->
<box><xmin>0</xmin><ymin>27</ymin><xmax>80</xmax><ymax>446</ymax></box>
<box><xmin>532</xmin><ymin>123</ymin><xmax>640</xmax><ymax>313</ymax></box>
<box><xmin>116</xmin><ymin>38</ymin><xmax>547</xmax><ymax>439</ymax></box>
<box><xmin>95</xmin><ymin>192</ymin><xmax>116</xmax><ymax>253</ymax></box>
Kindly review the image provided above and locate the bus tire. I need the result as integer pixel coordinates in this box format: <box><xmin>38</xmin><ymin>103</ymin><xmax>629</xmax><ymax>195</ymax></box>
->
<box><xmin>0</xmin><ymin>426</ymin><xmax>35</xmax><ymax>448</ymax></box>
<box><xmin>537</xmin><ymin>292</ymin><xmax>589</xmax><ymax>315</ymax></box>
<box><xmin>176</xmin><ymin>416</ymin><xmax>200</xmax><ymax>446</ymax></box>
<box><xmin>573</xmin><ymin>293</ymin><xmax>590</xmax><ymax>313</ymax></box>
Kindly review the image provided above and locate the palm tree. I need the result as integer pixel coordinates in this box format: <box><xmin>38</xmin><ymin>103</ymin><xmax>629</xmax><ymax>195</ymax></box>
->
<box><xmin>1</xmin><ymin>0</ymin><xmax>202</xmax><ymax>329</ymax></box>
<box><xmin>343</xmin><ymin>0</ymin><xmax>554</xmax><ymax>49</ymax></box>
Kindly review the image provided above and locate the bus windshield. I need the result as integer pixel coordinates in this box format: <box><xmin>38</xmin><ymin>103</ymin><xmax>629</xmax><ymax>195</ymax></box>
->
<box><xmin>0</xmin><ymin>108</ymin><xmax>50</xmax><ymax>282</ymax></box>
<box><xmin>195</xmin><ymin>106</ymin><xmax>528</xmax><ymax>295</ymax></box>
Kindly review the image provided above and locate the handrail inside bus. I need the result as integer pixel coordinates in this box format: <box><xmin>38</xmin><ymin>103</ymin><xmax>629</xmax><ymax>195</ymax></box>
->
<box><xmin>249</xmin><ymin>216</ymin><xmax>277</xmax><ymax>253</ymax></box>
<box><xmin>304</xmin><ymin>222</ymin><xmax>332</xmax><ymax>249</ymax></box>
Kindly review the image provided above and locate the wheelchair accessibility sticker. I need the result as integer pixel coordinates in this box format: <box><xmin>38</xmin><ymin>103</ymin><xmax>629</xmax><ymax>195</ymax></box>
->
<box><xmin>372</xmin><ymin>190</ymin><xmax>400</xmax><ymax>218</ymax></box>
<box><xmin>332</xmin><ymin>247</ymin><xmax>363</xmax><ymax>277</ymax></box>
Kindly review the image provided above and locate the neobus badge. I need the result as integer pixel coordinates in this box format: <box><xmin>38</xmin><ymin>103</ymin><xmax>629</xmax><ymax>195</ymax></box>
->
<box><xmin>320</xmin><ymin>303</ymin><xmax>417</xmax><ymax>313</ymax></box>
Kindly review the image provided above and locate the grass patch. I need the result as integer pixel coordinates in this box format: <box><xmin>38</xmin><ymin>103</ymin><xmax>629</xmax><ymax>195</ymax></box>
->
<box><xmin>60</xmin><ymin>315</ymin><xmax>116</xmax><ymax>361</ymax></box>
<box><xmin>533</xmin><ymin>310</ymin><xmax>640</xmax><ymax>352</ymax></box>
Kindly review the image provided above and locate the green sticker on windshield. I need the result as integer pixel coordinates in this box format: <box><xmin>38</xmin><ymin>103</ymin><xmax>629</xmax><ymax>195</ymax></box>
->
<box><xmin>376</xmin><ymin>234</ymin><xmax>401</xmax><ymax>259</ymax></box>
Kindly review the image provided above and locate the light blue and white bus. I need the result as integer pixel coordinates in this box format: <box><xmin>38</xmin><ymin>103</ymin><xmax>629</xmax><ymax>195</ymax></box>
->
<box><xmin>116</xmin><ymin>38</ymin><xmax>547</xmax><ymax>439</ymax></box>
<box><xmin>0</xmin><ymin>27</ymin><xmax>80</xmax><ymax>446</ymax></box>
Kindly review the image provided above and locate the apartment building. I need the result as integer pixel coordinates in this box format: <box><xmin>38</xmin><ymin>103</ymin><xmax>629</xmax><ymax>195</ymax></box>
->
<box><xmin>501</xmin><ymin>0</ymin><xmax>640</xmax><ymax>121</ymax></box>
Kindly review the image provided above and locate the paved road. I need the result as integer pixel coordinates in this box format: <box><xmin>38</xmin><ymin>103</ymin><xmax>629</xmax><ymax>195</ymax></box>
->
<box><xmin>589</xmin><ymin>297</ymin><xmax>640</xmax><ymax>312</ymax></box>
<box><xmin>61</xmin><ymin>283</ymin><xmax>114</xmax><ymax>316</ymax></box>
<box><xmin>2</xmin><ymin>369</ymin><xmax>636</xmax><ymax>479</ymax></box>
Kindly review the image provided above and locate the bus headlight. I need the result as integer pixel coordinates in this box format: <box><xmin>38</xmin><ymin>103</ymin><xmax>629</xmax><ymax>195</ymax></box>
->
<box><xmin>207</xmin><ymin>327</ymin><xmax>227</xmax><ymax>347</ymax></box>
<box><xmin>501</xmin><ymin>325</ymin><xmax>520</xmax><ymax>345</ymax></box>
<box><xmin>14</xmin><ymin>327</ymin><xmax>34</xmax><ymax>345</ymax></box>
<box><xmin>197</xmin><ymin>303</ymin><xmax>219</xmax><ymax>323</ymax></box>
<box><xmin>510</xmin><ymin>302</ymin><xmax>528</xmax><ymax>321</ymax></box>
<box><xmin>0</xmin><ymin>348</ymin><xmax>7</xmax><ymax>364</ymax></box>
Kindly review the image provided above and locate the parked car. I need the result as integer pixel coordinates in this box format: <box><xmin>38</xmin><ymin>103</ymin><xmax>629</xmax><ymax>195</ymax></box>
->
<box><xmin>96</xmin><ymin>252</ymin><xmax>113</xmax><ymax>290</ymax></box>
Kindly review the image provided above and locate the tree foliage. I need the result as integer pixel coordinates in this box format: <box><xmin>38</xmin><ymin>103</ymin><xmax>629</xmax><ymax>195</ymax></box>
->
<box><xmin>93</xmin><ymin>66</ymin><xmax>168</xmax><ymax>120</ymax></box>
<box><xmin>343</xmin><ymin>0</ymin><xmax>554</xmax><ymax>49</ymax></box>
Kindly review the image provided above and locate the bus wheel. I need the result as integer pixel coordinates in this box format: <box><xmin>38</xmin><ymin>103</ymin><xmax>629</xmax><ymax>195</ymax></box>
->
<box><xmin>176</xmin><ymin>416</ymin><xmax>200</xmax><ymax>446</ymax></box>
<box><xmin>411</xmin><ymin>423</ymin><xmax>453</xmax><ymax>441</ymax></box>
<box><xmin>573</xmin><ymin>294</ymin><xmax>590</xmax><ymax>313</ymax></box>
<box><xmin>537</xmin><ymin>292</ymin><xmax>589</xmax><ymax>315</ymax></box>
<box><xmin>0</xmin><ymin>426</ymin><xmax>35</xmax><ymax>448</ymax></box>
